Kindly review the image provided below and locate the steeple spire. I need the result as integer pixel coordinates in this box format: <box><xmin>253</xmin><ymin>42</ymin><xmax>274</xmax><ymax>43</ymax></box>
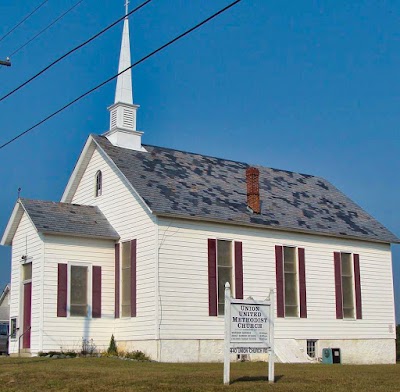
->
<box><xmin>115</xmin><ymin>0</ymin><xmax>133</xmax><ymax>104</ymax></box>
<box><xmin>104</xmin><ymin>0</ymin><xmax>145</xmax><ymax>152</ymax></box>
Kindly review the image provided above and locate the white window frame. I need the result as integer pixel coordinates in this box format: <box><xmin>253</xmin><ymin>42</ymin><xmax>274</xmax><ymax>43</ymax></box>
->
<box><xmin>10</xmin><ymin>318</ymin><xmax>17</xmax><ymax>340</ymax></box>
<box><xmin>306</xmin><ymin>339</ymin><xmax>318</xmax><ymax>359</ymax></box>
<box><xmin>282</xmin><ymin>245</ymin><xmax>300</xmax><ymax>318</ymax></box>
<box><xmin>339</xmin><ymin>251</ymin><xmax>356</xmax><ymax>320</ymax></box>
<box><xmin>67</xmin><ymin>262</ymin><xmax>92</xmax><ymax>319</ymax></box>
<box><xmin>216</xmin><ymin>238</ymin><xmax>235</xmax><ymax>317</ymax></box>
<box><xmin>95</xmin><ymin>170</ymin><xmax>102</xmax><ymax>197</ymax></box>
<box><xmin>120</xmin><ymin>241</ymin><xmax>132</xmax><ymax>319</ymax></box>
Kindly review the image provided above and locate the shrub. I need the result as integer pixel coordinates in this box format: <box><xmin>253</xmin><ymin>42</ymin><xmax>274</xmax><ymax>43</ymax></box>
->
<box><xmin>123</xmin><ymin>350</ymin><xmax>150</xmax><ymax>361</ymax></box>
<box><xmin>107</xmin><ymin>334</ymin><xmax>118</xmax><ymax>356</ymax></box>
<box><xmin>396</xmin><ymin>325</ymin><xmax>399</xmax><ymax>361</ymax></box>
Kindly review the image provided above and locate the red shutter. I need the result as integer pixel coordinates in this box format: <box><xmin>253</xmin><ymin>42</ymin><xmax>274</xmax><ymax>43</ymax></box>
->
<box><xmin>57</xmin><ymin>264</ymin><xmax>67</xmax><ymax>317</ymax></box>
<box><xmin>234</xmin><ymin>241</ymin><xmax>243</xmax><ymax>299</ymax></box>
<box><xmin>298</xmin><ymin>248</ymin><xmax>307</xmax><ymax>318</ymax></box>
<box><xmin>208</xmin><ymin>239</ymin><xmax>217</xmax><ymax>316</ymax></box>
<box><xmin>131</xmin><ymin>239</ymin><xmax>137</xmax><ymax>317</ymax></box>
<box><xmin>353</xmin><ymin>254</ymin><xmax>362</xmax><ymax>319</ymax></box>
<box><xmin>275</xmin><ymin>245</ymin><xmax>284</xmax><ymax>318</ymax></box>
<box><xmin>334</xmin><ymin>252</ymin><xmax>343</xmax><ymax>319</ymax></box>
<box><xmin>92</xmin><ymin>266</ymin><xmax>102</xmax><ymax>318</ymax></box>
<box><xmin>115</xmin><ymin>243</ymin><xmax>120</xmax><ymax>318</ymax></box>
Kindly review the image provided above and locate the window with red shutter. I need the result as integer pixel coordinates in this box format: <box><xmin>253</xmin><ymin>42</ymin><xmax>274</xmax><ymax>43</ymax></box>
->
<box><xmin>275</xmin><ymin>245</ymin><xmax>307</xmax><ymax>318</ymax></box>
<box><xmin>208</xmin><ymin>239</ymin><xmax>241</xmax><ymax>316</ymax></box>
<box><xmin>120</xmin><ymin>240</ymin><xmax>137</xmax><ymax>318</ymax></box>
<box><xmin>334</xmin><ymin>252</ymin><xmax>362</xmax><ymax>320</ymax></box>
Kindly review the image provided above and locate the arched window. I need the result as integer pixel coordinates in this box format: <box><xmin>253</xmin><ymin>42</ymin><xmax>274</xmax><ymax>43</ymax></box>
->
<box><xmin>95</xmin><ymin>170</ymin><xmax>102</xmax><ymax>197</ymax></box>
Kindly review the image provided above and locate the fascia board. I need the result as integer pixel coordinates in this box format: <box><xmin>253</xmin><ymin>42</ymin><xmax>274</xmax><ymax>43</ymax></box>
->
<box><xmin>61</xmin><ymin>135</ymin><xmax>96</xmax><ymax>203</ymax></box>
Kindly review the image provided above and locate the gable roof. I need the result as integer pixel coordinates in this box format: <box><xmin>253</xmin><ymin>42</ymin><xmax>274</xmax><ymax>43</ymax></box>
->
<box><xmin>0</xmin><ymin>284</ymin><xmax>10</xmax><ymax>322</ymax></box>
<box><xmin>84</xmin><ymin>135</ymin><xmax>399</xmax><ymax>244</ymax></box>
<box><xmin>0</xmin><ymin>284</ymin><xmax>10</xmax><ymax>306</ymax></box>
<box><xmin>1</xmin><ymin>199</ymin><xmax>119</xmax><ymax>245</ymax></box>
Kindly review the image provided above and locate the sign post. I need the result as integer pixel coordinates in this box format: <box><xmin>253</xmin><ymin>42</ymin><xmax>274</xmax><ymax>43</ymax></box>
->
<box><xmin>223</xmin><ymin>282</ymin><xmax>275</xmax><ymax>385</ymax></box>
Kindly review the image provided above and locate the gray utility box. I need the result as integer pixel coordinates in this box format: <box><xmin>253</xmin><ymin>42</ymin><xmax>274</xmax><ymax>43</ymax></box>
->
<box><xmin>322</xmin><ymin>348</ymin><xmax>341</xmax><ymax>364</ymax></box>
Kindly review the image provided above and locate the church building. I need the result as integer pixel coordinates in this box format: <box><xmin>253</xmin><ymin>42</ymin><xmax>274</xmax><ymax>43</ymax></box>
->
<box><xmin>1</xmin><ymin>5</ymin><xmax>398</xmax><ymax>363</ymax></box>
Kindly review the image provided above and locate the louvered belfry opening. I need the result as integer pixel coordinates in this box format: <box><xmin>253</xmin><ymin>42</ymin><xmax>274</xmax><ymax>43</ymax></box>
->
<box><xmin>246</xmin><ymin>167</ymin><xmax>261</xmax><ymax>214</ymax></box>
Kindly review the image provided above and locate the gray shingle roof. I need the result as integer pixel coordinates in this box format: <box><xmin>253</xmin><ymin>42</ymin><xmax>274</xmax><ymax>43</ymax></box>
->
<box><xmin>93</xmin><ymin>135</ymin><xmax>399</xmax><ymax>244</ymax></box>
<box><xmin>20</xmin><ymin>199</ymin><xmax>119</xmax><ymax>240</ymax></box>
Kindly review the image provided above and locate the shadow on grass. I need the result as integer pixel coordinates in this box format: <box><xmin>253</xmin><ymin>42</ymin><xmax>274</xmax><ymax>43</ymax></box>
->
<box><xmin>231</xmin><ymin>375</ymin><xmax>284</xmax><ymax>384</ymax></box>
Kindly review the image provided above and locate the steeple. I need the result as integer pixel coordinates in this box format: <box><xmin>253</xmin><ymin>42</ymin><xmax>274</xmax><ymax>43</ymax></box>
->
<box><xmin>104</xmin><ymin>0</ymin><xmax>145</xmax><ymax>152</ymax></box>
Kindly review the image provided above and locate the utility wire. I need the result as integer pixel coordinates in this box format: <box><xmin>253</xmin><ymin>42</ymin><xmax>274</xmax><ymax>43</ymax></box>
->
<box><xmin>0</xmin><ymin>0</ymin><xmax>49</xmax><ymax>44</ymax></box>
<box><xmin>0</xmin><ymin>0</ymin><xmax>243</xmax><ymax>151</ymax></box>
<box><xmin>8</xmin><ymin>0</ymin><xmax>84</xmax><ymax>58</ymax></box>
<box><xmin>0</xmin><ymin>0</ymin><xmax>153</xmax><ymax>103</ymax></box>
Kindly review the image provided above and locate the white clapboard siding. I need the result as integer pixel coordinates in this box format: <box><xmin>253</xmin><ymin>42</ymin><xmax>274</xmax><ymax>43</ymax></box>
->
<box><xmin>42</xmin><ymin>235</ymin><xmax>116</xmax><ymax>352</ymax></box>
<box><xmin>157</xmin><ymin>217</ymin><xmax>395</xmax><ymax>341</ymax></box>
<box><xmin>70</xmin><ymin>147</ymin><xmax>157</xmax><ymax>341</ymax></box>
<box><xmin>9</xmin><ymin>213</ymin><xmax>43</xmax><ymax>355</ymax></box>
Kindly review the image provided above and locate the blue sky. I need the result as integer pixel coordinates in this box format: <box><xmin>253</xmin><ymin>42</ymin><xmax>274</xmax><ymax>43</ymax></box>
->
<box><xmin>0</xmin><ymin>0</ymin><xmax>399</xmax><ymax>320</ymax></box>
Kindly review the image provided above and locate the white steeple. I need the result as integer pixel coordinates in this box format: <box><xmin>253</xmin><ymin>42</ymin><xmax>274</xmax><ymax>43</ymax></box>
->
<box><xmin>104</xmin><ymin>0</ymin><xmax>146</xmax><ymax>152</ymax></box>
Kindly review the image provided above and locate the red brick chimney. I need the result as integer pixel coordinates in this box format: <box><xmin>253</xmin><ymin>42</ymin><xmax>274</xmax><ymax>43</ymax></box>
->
<box><xmin>246</xmin><ymin>167</ymin><xmax>260</xmax><ymax>214</ymax></box>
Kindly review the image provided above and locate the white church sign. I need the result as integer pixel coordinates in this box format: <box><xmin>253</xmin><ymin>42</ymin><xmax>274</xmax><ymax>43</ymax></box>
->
<box><xmin>223</xmin><ymin>283</ymin><xmax>275</xmax><ymax>384</ymax></box>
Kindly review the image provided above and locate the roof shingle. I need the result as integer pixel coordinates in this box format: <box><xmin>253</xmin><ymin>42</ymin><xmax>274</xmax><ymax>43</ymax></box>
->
<box><xmin>93</xmin><ymin>134</ymin><xmax>399</xmax><ymax>244</ymax></box>
<box><xmin>20</xmin><ymin>199</ymin><xmax>119</xmax><ymax>240</ymax></box>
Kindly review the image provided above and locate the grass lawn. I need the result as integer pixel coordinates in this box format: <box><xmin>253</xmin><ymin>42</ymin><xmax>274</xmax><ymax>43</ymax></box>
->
<box><xmin>0</xmin><ymin>357</ymin><xmax>398</xmax><ymax>392</ymax></box>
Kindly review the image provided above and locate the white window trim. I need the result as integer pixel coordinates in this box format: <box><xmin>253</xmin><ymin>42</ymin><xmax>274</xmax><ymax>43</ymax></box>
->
<box><xmin>120</xmin><ymin>240</ymin><xmax>132</xmax><ymax>319</ymax></box>
<box><xmin>282</xmin><ymin>245</ymin><xmax>300</xmax><ymax>319</ymax></box>
<box><xmin>95</xmin><ymin>170</ymin><xmax>102</xmax><ymax>197</ymax></box>
<box><xmin>67</xmin><ymin>262</ymin><xmax>92</xmax><ymax>319</ymax></box>
<box><xmin>216</xmin><ymin>238</ymin><xmax>236</xmax><ymax>317</ymax></box>
<box><xmin>339</xmin><ymin>251</ymin><xmax>356</xmax><ymax>321</ymax></box>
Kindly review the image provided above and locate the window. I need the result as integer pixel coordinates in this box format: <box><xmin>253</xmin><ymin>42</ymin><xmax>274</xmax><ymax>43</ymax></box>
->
<box><xmin>275</xmin><ymin>245</ymin><xmax>307</xmax><ymax>318</ymax></box>
<box><xmin>0</xmin><ymin>324</ymin><xmax>8</xmax><ymax>336</ymax></box>
<box><xmin>22</xmin><ymin>262</ymin><xmax>32</xmax><ymax>281</ymax></box>
<box><xmin>307</xmin><ymin>340</ymin><xmax>317</xmax><ymax>358</ymax></box>
<box><xmin>334</xmin><ymin>252</ymin><xmax>362</xmax><ymax>320</ymax></box>
<box><xmin>57</xmin><ymin>264</ymin><xmax>102</xmax><ymax>318</ymax></box>
<box><xmin>341</xmin><ymin>253</ymin><xmax>354</xmax><ymax>319</ymax></box>
<box><xmin>95</xmin><ymin>170</ymin><xmax>102</xmax><ymax>197</ymax></box>
<box><xmin>283</xmin><ymin>247</ymin><xmax>298</xmax><ymax>317</ymax></box>
<box><xmin>70</xmin><ymin>265</ymin><xmax>89</xmax><ymax>317</ymax></box>
<box><xmin>217</xmin><ymin>240</ymin><xmax>233</xmax><ymax>315</ymax></box>
<box><xmin>10</xmin><ymin>318</ymin><xmax>17</xmax><ymax>339</ymax></box>
<box><xmin>121</xmin><ymin>241</ymin><xmax>132</xmax><ymax>317</ymax></box>
<box><xmin>207</xmin><ymin>239</ymin><xmax>243</xmax><ymax>317</ymax></box>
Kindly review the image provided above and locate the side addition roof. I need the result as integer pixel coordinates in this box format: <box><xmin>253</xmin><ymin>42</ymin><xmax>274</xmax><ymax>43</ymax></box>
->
<box><xmin>89</xmin><ymin>135</ymin><xmax>398</xmax><ymax>244</ymax></box>
<box><xmin>1</xmin><ymin>199</ymin><xmax>119</xmax><ymax>245</ymax></box>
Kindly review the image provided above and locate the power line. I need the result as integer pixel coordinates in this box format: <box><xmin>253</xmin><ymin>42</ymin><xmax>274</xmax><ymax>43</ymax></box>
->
<box><xmin>0</xmin><ymin>0</ymin><xmax>153</xmax><ymax>103</ymax></box>
<box><xmin>0</xmin><ymin>0</ymin><xmax>243</xmax><ymax>151</ymax></box>
<box><xmin>9</xmin><ymin>0</ymin><xmax>84</xmax><ymax>58</ymax></box>
<box><xmin>0</xmin><ymin>0</ymin><xmax>49</xmax><ymax>44</ymax></box>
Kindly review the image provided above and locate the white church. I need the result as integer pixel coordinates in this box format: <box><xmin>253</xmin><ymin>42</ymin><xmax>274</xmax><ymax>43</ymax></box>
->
<box><xmin>1</xmin><ymin>5</ymin><xmax>398</xmax><ymax>364</ymax></box>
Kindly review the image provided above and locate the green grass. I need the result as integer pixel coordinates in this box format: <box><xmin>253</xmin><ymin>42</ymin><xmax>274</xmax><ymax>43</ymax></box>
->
<box><xmin>0</xmin><ymin>357</ymin><xmax>398</xmax><ymax>392</ymax></box>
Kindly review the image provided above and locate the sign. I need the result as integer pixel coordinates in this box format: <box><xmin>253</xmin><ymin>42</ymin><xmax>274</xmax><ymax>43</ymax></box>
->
<box><xmin>223</xmin><ymin>283</ymin><xmax>275</xmax><ymax>384</ymax></box>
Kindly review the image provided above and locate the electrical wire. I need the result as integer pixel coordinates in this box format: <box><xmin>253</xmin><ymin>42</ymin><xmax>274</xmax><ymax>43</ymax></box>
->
<box><xmin>8</xmin><ymin>0</ymin><xmax>84</xmax><ymax>58</ymax></box>
<box><xmin>0</xmin><ymin>0</ymin><xmax>153</xmax><ymax>103</ymax></box>
<box><xmin>0</xmin><ymin>0</ymin><xmax>49</xmax><ymax>44</ymax></box>
<box><xmin>0</xmin><ymin>0</ymin><xmax>243</xmax><ymax>151</ymax></box>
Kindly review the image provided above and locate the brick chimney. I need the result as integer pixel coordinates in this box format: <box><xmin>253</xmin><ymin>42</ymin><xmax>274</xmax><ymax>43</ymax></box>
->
<box><xmin>246</xmin><ymin>167</ymin><xmax>261</xmax><ymax>214</ymax></box>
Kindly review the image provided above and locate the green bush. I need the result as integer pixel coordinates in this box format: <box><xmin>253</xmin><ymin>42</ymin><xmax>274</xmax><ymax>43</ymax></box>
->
<box><xmin>123</xmin><ymin>350</ymin><xmax>150</xmax><ymax>361</ymax></box>
<box><xmin>107</xmin><ymin>334</ymin><xmax>118</xmax><ymax>356</ymax></box>
<box><xmin>396</xmin><ymin>325</ymin><xmax>400</xmax><ymax>361</ymax></box>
